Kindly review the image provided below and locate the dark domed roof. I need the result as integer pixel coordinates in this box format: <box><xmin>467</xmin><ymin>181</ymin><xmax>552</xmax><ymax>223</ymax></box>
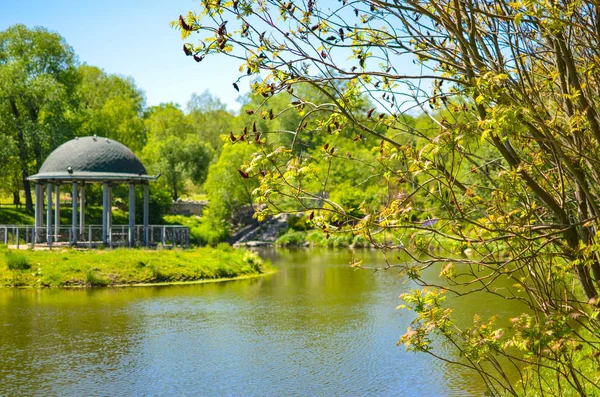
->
<box><xmin>29</xmin><ymin>136</ymin><xmax>155</xmax><ymax>183</ymax></box>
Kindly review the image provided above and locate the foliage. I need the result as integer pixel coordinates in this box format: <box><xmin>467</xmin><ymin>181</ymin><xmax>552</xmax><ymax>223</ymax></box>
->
<box><xmin>134</xmin><ymin>184</ymin><xmax>173</xmax><ymax>225</ymax></box>
<box><xmin>0</xmin><ymin>208</ymin><xmax>35</xmax><ymax>225</ymax></box>
<box><xmin>5</xmin><ymin>250</ymin><xmax>30</xmax><ymax>272</ymax></box>
<box><xmin>0</xmin><ymin>247</ymin><xmax>272</xmax><ymax>287</ymax></box>
<box><xmin>74</xmin><ymin>65</ymin><xmax>146</xmax><ymax>151</ymax></box>
<box><xmin>178</xmin><ymin>0</ymin><xmax>600</xmax><ymax>394</ymax></box>
<box><xmin>0</xmin><ymin>24</ymin><xmax>79</xmax><ymax>211</ymax></box>
<box><xmin>201</xmin><ymin>142</ymin><xmax>259</xmax><ymax>239</ymax></box>
<box><xmin>287</xmin><ymin>215</ymin><xmax>311</xmax><ymax>231</ymax></box>
<box><xmin>4</xmin><ymin>249</ymin><xmax>31</xmax><ymax>287</ymax></box>
<box><xmin>143</xmin><ymin>103</ymin><xmax>213</xmax><ymax>200</ymax></box>
<box><xmin>187</xmin><ymin>90</ymin><xmax>235</xmax><ymax>154</ymax></box>
<box><xmin>163</xmin><ymin>214</ymin><xmax>204</xmax><ymax>245</ymax></box>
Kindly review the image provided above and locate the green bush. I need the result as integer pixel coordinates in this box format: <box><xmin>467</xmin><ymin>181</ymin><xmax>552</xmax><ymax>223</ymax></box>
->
<box><xmin>276</xmin><ymin>230</ymin><xmax>307</xmax><ymax>246</ymax></box>
<box><xmin>148</xmin><ymin>263</ymin><xmax>169</xmax><ymax>282</ymax></box>
<box><xmin>5</xmin><ymin>251</ymin><xmax>31</xmax><ymax>271</ymax></box>
<box><xmin>306</xmin><ymin>230</ymin><xmax>327</xmax><ymax>246</ymax></box>
<box><xmin>327</xmin><ymin>233</ymin><xmax>353</xmax><ymax>248</ymax></box>
<box><xmin>216</xmin><ymin>242</ymin><xmax>233</xmax><ymax>252</ymax></box>
<box><xmin>85</xmin><ymin>268</ymin><xmax>108</xmax><ymax>286</ymax></box>
<box><xmin>164</xmin><ymin>214</ymin><xmax>228</xmax><ymax>246</ymax></box>
<box><xmin>351</xmin><ymin>234</ymin><xmax>371</xmax><ymax>248</ymax></box>
<box><xmin>288</xmin><ymin>215</ymin><xmax>311</xmax><ymax>231</ymax></box>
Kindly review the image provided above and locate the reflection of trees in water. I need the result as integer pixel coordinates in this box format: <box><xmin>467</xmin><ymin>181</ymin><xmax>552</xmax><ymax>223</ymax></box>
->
<box><xmin>0</xmin><ymin>250</ymin><xmax>528</xmax><ymax>396</ymax></box>
<box><xmin>0</xmin><ymin>288</ymin><xmax>144</xmax><ymax>394</ymax></box>
<box><xmin>251</xmin><ymin>248</ymin><xmax>375</xmax><ymax>331</ymax></box>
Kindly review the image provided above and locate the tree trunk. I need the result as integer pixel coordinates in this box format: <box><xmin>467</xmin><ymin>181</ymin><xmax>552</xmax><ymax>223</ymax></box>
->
<box><xmin>12</xmin><ymin>191</ymin><xmax>20</xmax><ymax>207</ymax></box>
<box><xmin>566</xmin><ymin>227</ymin><xmax>598</xmax><ymax>300</ymax></box>
<box><xmin>9</xmin><ymin>99</ymin><xmax>34</xmax><ymax>212</ymax></box>
<box><xmin>22</xmin><ymin>170</ymin><xmax>33</xmax><ymax>213</ymax></box>
<box><xmin>172</xmin><ymin>177</ymin><xmax>178</xmax><ymax>201</ymax></box>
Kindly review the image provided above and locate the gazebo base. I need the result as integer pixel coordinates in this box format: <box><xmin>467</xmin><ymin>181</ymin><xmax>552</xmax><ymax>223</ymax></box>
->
<box><xmin>0</xmin><ymin>225</ymin><xmax>190</xmax><ymax>249</ymax></box>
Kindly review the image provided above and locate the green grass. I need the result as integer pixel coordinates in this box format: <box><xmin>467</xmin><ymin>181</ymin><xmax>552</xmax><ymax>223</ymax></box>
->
<box><xmin>0</xmin><ymin>206</ymin><xmax>129</xmax><ymax>225</ymax></box>
<box><xmin>0</xmin><ymin>207</ymin><xmax>35</xmax><ymax>224</ymax></box>
<box><xmin>0</xmin><ymin>245</ymin><xmax>273</xmax><ymax>287</ymax></box>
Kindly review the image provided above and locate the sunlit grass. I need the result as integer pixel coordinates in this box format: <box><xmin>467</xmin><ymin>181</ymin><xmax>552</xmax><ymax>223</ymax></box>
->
<box><xmin>0</xmin><ymin>245</ymin><xmax>272</xmax><ymax>287</ymax></box>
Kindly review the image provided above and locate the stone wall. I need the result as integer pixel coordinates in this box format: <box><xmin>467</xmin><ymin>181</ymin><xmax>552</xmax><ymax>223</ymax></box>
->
<box><xmin>169</xmin><ymin>200</ymin><xmax>208</xmax><ymax>217</ymax></box>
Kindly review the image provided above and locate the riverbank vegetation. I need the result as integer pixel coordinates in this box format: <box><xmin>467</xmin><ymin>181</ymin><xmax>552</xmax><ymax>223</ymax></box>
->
<box><xmin>0</xmin><ymin>245</ymin><xmax>272</xmax><ymax>288</ymax></box>
<box><xmin>5</xmin><ymin>0</ymin><xmax>600</xmax><ymax>393</ymax></box>
<box><xmin>176</xmin><ymin>1</ymin><xmax>600</xmax><ymax>395</ymax></box>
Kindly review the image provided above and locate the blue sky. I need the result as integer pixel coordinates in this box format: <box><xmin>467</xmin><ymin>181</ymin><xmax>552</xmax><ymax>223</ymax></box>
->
<box><xmin>0</xmin><ymin>0</ymin><xmax>245</xmax><ymax>111</ymax></box>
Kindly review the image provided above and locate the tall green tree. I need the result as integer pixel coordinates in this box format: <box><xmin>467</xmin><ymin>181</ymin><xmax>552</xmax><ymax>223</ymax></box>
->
<box><xmin>143</xmin><ymin>103</ymin><xmax>212</xmax><ymax>200</ymax></box>
<box><xmin>74</xmin><ymin>65</ymin><xmax>146</xmax><ymax>151</ymax></box>
<box><xmin>186</xmin><ymin>90</ymin><xmax>234</xmax><ymax>154</ymax></box>
<box><xmin>0</xmin><ymin>24</ymin><xmax>79</xmax><ymax>211</ymax></box>
<box><xmin>202</xmin><ymin>142</ymin><xmax>259</xmax><ymax>238</ymax></box>
<box><xmin>178</xmin><ymin>1</ymin><xmax>600</xmax><ymax>394</ymax></box>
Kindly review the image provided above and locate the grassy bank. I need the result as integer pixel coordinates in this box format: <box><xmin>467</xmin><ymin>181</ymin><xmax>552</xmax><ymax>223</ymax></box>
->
<box><xmin>0</xmin><ymin>245</ymin><xmax>273</xmax><ymax>287</ymax></box>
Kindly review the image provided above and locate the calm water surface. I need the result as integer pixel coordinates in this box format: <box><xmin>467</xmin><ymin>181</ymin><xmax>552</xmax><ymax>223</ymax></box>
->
<box><xmin>0</xmin><ymin>248</ymin><xmax>522</xmax><ymax>396</ymax></box>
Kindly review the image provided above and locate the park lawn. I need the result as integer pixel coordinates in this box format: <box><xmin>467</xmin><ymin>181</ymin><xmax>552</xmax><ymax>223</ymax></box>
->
<box><xmin>0</xmin><ymin>206</ymin><xmax>129</xmax><ymax>226</ymax></box>
<box><xmin>0</xmin><ymin>245</ymin><xmax>273</xmax><ymax>287</ymax></box>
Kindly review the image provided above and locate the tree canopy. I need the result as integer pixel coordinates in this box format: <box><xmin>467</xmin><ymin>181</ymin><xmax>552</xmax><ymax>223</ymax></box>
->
<box><xmin>177</xmin><ymin>0</ymin><xmax>600</xmax><ymax>394</ymax></box>
<box><xmin>143</xmin><ymin>103</ymin><xmax>213</xmax><ymax>200</ymax></box>
<box><xmin>0</xmin><ymin>24</ymin><xmax>79</xmax><ymax>211</ymax></box>
<box><xmin>75</xmin><ymin>65</ymin><xmax>146</xmax><ymax>152</ymax></box>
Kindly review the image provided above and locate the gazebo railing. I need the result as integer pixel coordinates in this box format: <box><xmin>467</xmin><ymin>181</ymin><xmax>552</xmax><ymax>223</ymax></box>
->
<box><xmin>0</xmin><ymin>225</ymin><xmax>190</xmax><ymax>248</ymax></box>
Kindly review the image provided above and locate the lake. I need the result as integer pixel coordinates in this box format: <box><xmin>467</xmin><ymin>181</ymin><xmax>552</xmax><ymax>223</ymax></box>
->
<box><xmin>0</xmin><ymin>248</ymin><xmax>522</xmax><ymax>396</ymax></box>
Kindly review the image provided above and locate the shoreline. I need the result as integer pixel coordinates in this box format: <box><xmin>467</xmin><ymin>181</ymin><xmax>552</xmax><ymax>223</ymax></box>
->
<box><xmin>1</xmin><ymin>246</ymin><xmax>274</xmax><ymax>288</ymax></box>
<box><xmin>1</xmin><ymin>268</ymin><xmax>278</xmax><ymax>289</ymax></box>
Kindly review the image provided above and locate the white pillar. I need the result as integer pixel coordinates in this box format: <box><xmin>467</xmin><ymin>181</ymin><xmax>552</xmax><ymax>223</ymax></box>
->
<box><xmin>107</xmin><ymin>185</ymin><xmax>113</xmax><ymax>245</ymax></box>
<box><xmin>102</xmin><ymin>182</ymin><xmax>109</xmax><ymax>244</ymax></box>
<box><xmin>34</xmin><ymin>184</ymin><xmax>42</xmax><ymax>244</ymax></box>
<box><xmin>79</xmin><ymin>184</ymin><xmax>85</xmax><ymax>236</ymax></box>
<box><xmin>108</xmin><ymin>186</ymin><xmax>113</xmax><ymax>229</ymax></box>
<box><xmin>55</xmin><ymin>184</ymin><xmax>60</xmax><ymax>241</ymax></box>
<box><xmin>34</xmin><ymin>184</ymin><xmax>40</xmax><ymax>228</ymax></box>
<box><xmin>143</xmin><ymin>184</ymin><xmax>149</xmax><ymax>247</ymax></box>
<box><xmin>72</xmin><ymin>182</ymin><xmax>78</xmax><ymax>245</ymax></box>
<box><xmin>46</xmin><ymin>183</ymin><xmax>53</xmax><ymax>246</ymax></box>
<box><xmin>129</xmin><ymin>184</ymin><xmax>135</xmax><ymax>247</ymax></box>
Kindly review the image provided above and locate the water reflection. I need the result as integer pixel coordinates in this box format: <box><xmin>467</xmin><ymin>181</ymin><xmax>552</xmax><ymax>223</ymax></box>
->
<box><xmin>0</xmin><ymin>248</ymin><xmax>524</xmax><ymax>396</ymax></box>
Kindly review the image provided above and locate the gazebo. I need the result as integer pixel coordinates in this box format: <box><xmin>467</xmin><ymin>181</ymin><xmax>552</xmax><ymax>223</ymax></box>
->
<box><xmin>11</xmin><ymin>135</ymin><xmax>188</xmax><ymax>248</ymax></box>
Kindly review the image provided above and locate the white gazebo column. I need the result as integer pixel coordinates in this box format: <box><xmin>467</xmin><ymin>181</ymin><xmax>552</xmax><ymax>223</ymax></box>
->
<box><xmin>143</xmin><ymin>184</ymin><xmax>149</xmax><ymax>247</ymax></box>
<box><xmin>107</xmin><ymin>185</ymin><xmax>113</xmax><ymax>246</ymax></box>
<box><xmin>54</xmin><ymin>184</ymin><xmax>60</xmax><ymax>241</ymax></box>
<box><xmin>72</xmin><ymin>182</ymin><xmax>78</xmax><ymax>245</ymax></box>
<box><xmin>34</xmin><ymin>183</ymin><xmax>43</xmax><ymax>244</ymax></box>
<box><xmin>129</xmin><ymin>184</ymin><xmax>135</xmax><ymax>247</ymax></box>
<box><xmin>46</xmin><ymin>183</ymin><xmax>53</xmax><ymax>247</ymax></box>
<box><xmin>79</xmin><ymin>183</ymin><xmax>85</xmax><ymax>236</ymax></box>
<box><xmin>108</xmin><ymin>185</ymin><xmax>113</xmax><ymax>236</ymax></box>
<box><xmin>102</xmin><ymin>182</ymin><xmax>109</xmax><ymax>244</ymax></box>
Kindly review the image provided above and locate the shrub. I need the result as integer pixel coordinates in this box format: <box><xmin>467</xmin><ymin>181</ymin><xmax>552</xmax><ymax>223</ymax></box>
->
<box><xmin>149</xmin><ymin>263</ymin><xmax>169</xmax><ymax>282</ymax></box>
<box><xmin>288</xmin><ymin>215</ymin><xmax>311</xmax><ymax>231</ymax></box>
<box><xmin>216</xmin><ymin>242</ymin><xmax>233</xmax><ymax>252</ymax></box>
<box><xmin>6</xmin><ymin>251</ymin><xmax>31</xmax><ymax>271</ymax></box>
<box><xmin>276</xmin><ymin>230</ymin><xmax>306</xmax><ymax>246</ymax></box>
<box><xmin>85</xmin><ymin>268</ymin><xmax>108</xmax><ymax>287</ymax></box>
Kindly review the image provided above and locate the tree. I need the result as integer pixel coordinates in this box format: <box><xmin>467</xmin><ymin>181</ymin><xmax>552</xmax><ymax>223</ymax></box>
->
<box><xmin>0</xmin><ymin>24</ymin><xmax>79</xmax><ymax>211</ymax></box>
<box><xmin>186</xmin><ymin>90</ymin><xmax>235</xmax><ymax>154</ymax></box>
<box><xmin>143</xmin><ymin>103</ymin><xmax>212</xmax><ymax>200</ymax></box>
<box><xmin>202</xmin><ymin>142</ymin><xmax>259</xmax><ymax>240</ymax></box>
<box><xmin>177</xmin><ymin>1</ymin><xmax>600</xmax><ymax>395</ymax></box>
<box><xmin>74</xmin><ymin>65</ymin><xmax>146</xmax><ymax>151</ymax></box>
